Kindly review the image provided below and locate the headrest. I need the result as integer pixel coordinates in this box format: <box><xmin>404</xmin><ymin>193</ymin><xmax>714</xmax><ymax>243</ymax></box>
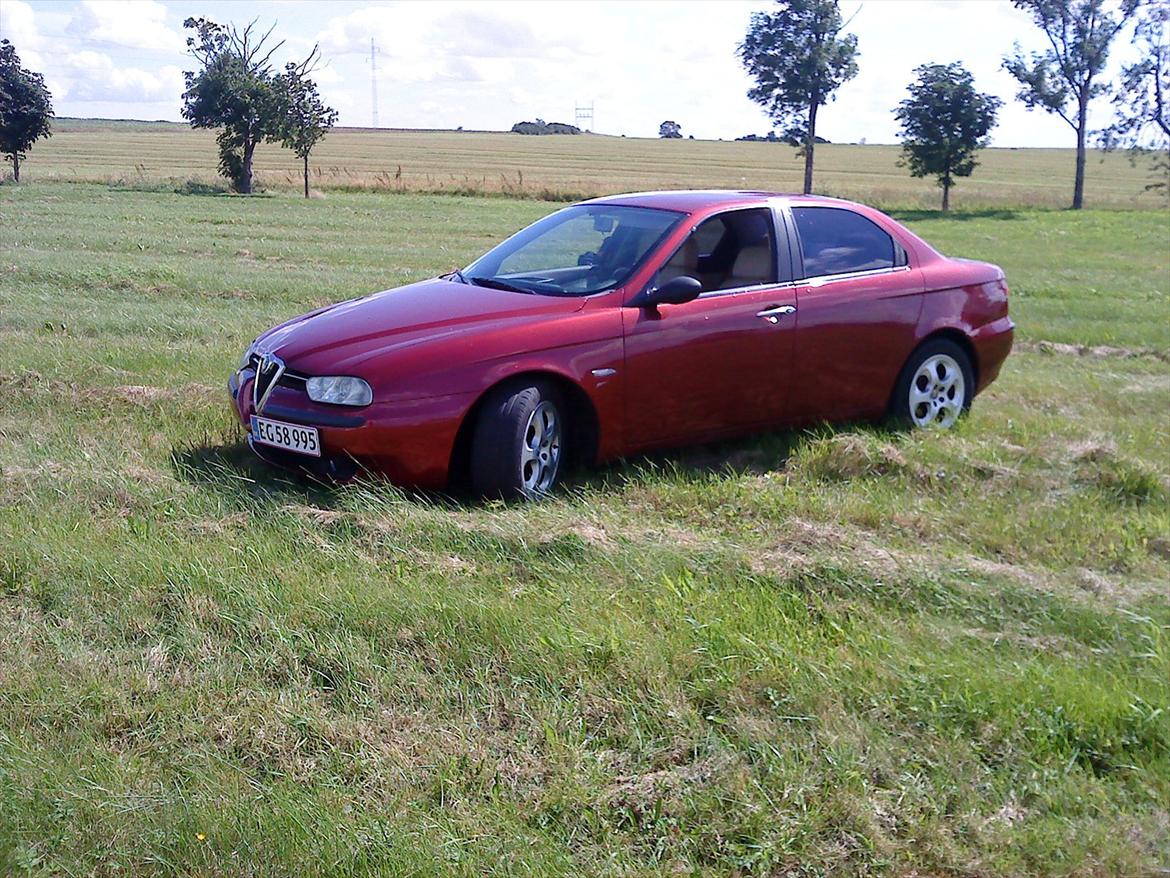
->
<box><xmin>728</xmin><ymin>211</ymin><xmax>770</xmax><ymax>246</ymax></box>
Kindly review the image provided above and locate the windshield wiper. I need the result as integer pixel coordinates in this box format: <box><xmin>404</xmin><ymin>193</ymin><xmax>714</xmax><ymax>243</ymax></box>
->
<box><xmin>448</xmin><ymin>268</ymin><xmax>469</xmax><ymax>284</ymax></box>
<box><xmin>466</xmin><ymin>275</ymin><xmax>535</xmax><ymax>294</ymax></box>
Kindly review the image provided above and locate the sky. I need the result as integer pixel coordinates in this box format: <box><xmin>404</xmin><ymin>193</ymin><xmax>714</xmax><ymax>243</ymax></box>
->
<box><xmin>0</xmin><ymin>0</ymin><xmax>1145</xmax><ymax>147</ymax></box>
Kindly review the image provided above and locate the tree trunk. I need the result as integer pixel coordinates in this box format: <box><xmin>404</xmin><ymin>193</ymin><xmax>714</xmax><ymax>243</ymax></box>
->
<box><xmin>12</xmin><ymin>153</ymin><xmax>19</xmax><ymax>183</ymax></box>
<box><xmin>804</xmin><ymin>100</ymin><xmax>819</xmax><ymax>195</ymax></box>
<box><xmin>1073</xmin><ymin>97</ymin><xmax>1088</xmax><ymax>210</ymax></box>
<box><xmin>942</xmin><ymin>181</ymin><xmax>950</xmax><ymax>212</ymax></box>
<box><xmin>303</xmin><ymin>154</ymin><xmax>310</xmax><ymax>199</ymax></box>
<box><xmin>240</xmin><ymin>140</ymin><xmax>255</xmax><ymax>195</ymax></box>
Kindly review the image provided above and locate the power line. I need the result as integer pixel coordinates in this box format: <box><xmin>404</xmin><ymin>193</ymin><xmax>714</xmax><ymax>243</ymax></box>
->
<box><xmin>575</xmin><ymin>101</ymin><xmax>594</xmax><ymax>132</ymax></box>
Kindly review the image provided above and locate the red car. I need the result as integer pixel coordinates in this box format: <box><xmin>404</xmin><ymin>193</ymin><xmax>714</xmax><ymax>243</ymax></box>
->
<box><xmin>229</xmin><ymin>190</ymin><xmax>1013</xmax><ymax>498</ymax></box>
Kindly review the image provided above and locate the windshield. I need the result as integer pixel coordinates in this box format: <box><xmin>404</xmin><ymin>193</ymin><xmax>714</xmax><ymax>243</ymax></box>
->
<box><xmin>462</xmin><ymin>204</ymin><xmax>684</xmax><ymax>297</ymax></box>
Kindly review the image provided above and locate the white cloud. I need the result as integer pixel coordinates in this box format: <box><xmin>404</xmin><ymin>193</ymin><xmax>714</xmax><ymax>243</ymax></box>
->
<box><xmin>4</xmin><ymin>0</ymin><xmax>1142</xmax><ymax>144</ymax></box>
<box><xmin>65</xmin><ymin>0</ymin><xmax>185</xmax><ymax>54</ymax></box>
<box><xmin>62</xmin><ymin>51</ymin><xmax>184</xmax><ymax>103</ymax></box>
<box><xmin>312</xmin><ymin>63</ymin><xmax>343</xmax><ymax>86</ymax></box>
<box><xmin>0</xmin><ymin>0</ymin><xmax>45</xmax><ymax>68</ymax></box>
<box><xmin>311</xmin><ymin>0</ymin><xmax>765</xmax><ymax>134</ymax></box>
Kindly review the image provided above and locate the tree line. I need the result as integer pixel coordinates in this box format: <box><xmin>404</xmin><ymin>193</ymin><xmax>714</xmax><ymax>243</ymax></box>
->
<box><xmin>0</xmin><ymin>17</ymin><xmax>338</xmax><ymax>198</ymax></box>
<box><xmin>737</xmin><ymin>0</ymin><xmax>1164</xmax><ymax>209</ymax></box>
<box><xmin>2</xmin><ymin>2</ymin><xmax>1168</xmax><ymax>208</ymax></box>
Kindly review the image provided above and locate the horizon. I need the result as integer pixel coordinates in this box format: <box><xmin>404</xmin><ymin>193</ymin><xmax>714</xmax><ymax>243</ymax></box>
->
<box><xmin>42</xmin><ymin>116</ymin><xmax>1140</xmax><ymax>152</ymax></box>
<box><xmin>1</xmin><ymin>0</ymin><xmax>1148</xmax><ymax>149</ymax></box>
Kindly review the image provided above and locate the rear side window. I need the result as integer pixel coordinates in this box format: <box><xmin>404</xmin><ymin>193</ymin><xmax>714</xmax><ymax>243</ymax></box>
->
<box><xmin>792</xmin><ymin>207</ymin><xmax>900</xmax><ymax>278</ymax></box>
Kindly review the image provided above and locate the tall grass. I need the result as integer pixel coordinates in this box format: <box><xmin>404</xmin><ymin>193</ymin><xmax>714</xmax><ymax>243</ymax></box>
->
<box><xmin>0</xmin><ymin>182</ymin><xmax>1167</xmax><ymax>876</ymax></box>
<box><xmin>16</xmin><ymin>119</ymin><xmax>1169</xmax><ymax>210</ymax></box>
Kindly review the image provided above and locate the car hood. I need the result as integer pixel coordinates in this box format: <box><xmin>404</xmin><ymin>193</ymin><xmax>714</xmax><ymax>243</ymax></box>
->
<box><xmin>255</xmin><ymin>277</ymin><xmax>587</xmax><ymax>374</ymax></box>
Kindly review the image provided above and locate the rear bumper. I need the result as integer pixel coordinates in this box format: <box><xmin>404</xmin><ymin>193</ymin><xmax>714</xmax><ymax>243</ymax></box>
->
<box><xmin>971</xmin><ymin>317</ymin><xmax>1014</xmax><ymax>394</ymax></box>
<box><xmin>229</xmin><ymin>370</ymin><xmax>473</xmax><ymax>488</ymax></box>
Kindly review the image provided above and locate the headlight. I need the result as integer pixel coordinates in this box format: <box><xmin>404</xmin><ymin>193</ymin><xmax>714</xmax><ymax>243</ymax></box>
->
<box><xmin>238</xmin><ymin>343</ymin><xmax>255</xmax><ymax>371</ymax></box>
<box><xmin>305</xmin><ymin>376</ymin><xmax>372</xmax><ymax>407</ymax></box>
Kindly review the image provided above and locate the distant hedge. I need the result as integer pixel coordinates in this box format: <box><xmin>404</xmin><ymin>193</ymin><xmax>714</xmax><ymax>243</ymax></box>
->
<box><xmin>511</xmin><ymin>119</ymin><xmax>582</xmax><ymax>135</ymax></box>
<box><xmin>737</xmin><ymin>131</ymin><xmax>831</xmax><ymax>145</ymax></box>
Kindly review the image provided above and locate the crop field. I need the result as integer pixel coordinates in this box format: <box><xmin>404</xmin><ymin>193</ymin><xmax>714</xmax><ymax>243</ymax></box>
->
<box><xmin>20</xmin><ymin>117</ymin><xmax>1170</xmax><ymax>211</ymax></box>
<box><xmin>1</xmin><ymin>177</ymin><xmax>1168</xmax><ymax>876</ymax></box>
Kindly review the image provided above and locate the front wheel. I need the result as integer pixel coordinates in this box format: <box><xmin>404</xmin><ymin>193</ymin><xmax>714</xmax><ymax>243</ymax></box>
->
<box><xmin>470</xmin><ymin>381</ymin><xmax>565</xmax><ymax>500</ymax></box>
<box><xmin>889</xmin><ymin>339</ymin><xmax>974</xmax><ymax>429</ymax></box>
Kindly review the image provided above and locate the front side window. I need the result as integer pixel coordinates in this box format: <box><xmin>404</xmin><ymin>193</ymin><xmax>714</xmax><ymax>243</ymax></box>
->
<box><xmin>653</xmin><ymin>208</ymin><xmax>778</xmax><ymax>293</ymax></box>
<box><xmin>792</xmin><ymin>207</ymin><xmax>899</xmax><ymax>278</ymax></box>
<box><xmin>464</xmin><ymin>205</ymin><xmax>683</xmax><ymax>297</ymax></box>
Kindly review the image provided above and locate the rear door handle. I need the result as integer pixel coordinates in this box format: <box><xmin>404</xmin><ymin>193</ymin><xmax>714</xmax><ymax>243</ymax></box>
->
<box><xmin>757</xmin><ymin>304</ymin><xmax>796</xmax><ymax>323</ymax></box>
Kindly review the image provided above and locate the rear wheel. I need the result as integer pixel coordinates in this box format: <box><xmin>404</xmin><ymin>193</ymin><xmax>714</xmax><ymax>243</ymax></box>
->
<box><xmin>471</xmin><ymin>381</ymin><xmax>565</xmax><ymax>500</ymax></box>
<box><xmin>890</xmin><ymin>339</ymin><xmax>973</xmax><ymax>429</ymax></box>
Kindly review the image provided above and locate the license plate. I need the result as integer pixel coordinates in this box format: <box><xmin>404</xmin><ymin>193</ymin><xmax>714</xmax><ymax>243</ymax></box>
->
<box><xmin>250</xmin><ymin>415</ymin><xmax>321</xmax><ymax>457</ymax></box>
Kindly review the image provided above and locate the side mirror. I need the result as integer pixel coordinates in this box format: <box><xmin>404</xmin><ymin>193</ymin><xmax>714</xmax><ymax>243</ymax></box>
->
<box><xmin>643</xmin><ymin>276</ymin><xmax>702</xmax><ymax>307</ymax></box>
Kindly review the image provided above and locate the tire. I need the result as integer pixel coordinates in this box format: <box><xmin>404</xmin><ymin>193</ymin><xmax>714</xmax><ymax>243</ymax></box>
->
<box><xmin>470</xmin><ymin>380</ymin><xmax>566</xmax><ymax>500</ymax></box>
<box><xmin>889</xmin><ymin>338</ymin><xmax>974</xmax><ymax>429</ymax></box>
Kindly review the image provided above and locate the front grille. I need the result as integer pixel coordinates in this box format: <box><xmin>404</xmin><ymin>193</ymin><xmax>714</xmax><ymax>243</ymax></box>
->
<box><xmin>248</xmin><ymin>352</ymin><xmax>308</xmax><ymax>388</ymax></box>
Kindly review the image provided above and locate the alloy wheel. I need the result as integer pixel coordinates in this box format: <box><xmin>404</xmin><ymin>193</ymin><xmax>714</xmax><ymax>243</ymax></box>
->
<box><xmin>909</xmin><ymin>353</ymin><xmax>965</xmax><ymax>428</ymax></box>
<box><xmin>519</xmin><ymin>400</ymin><xmax>562</xmax><ymax>495</ymax></box>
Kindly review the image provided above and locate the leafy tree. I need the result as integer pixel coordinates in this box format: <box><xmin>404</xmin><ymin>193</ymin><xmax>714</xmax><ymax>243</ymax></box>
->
<box><xmin>1101</xmin><ymin>0</ymin><xmax>1169</xmax><ymax>192</ymax></box>
<box><xmin>894</xmin><ymin>62</ymin><xmax>1001</xmax><ymax>211</ymax></box>
<box><xmin>1003</xmin><ymin>0</ymin><xmax>1139</xmax><ymax>209</ymax></box>
<box><xmin>274</xmin><ymin>52</ymin><xmax>338</xmax><ymax>199</ymax></box>
<box><xmin>0</xmin><ymin>40</ymin><xmax>53</xmax><ymax>183</ymax></box>
<box><xmin>659</xmin><ymin>120</ymin><xmax>682</xmax><ymax>138</ymax></box>
<box><xmin>181</xmin><ymin>18</ymin><xmax>286</xmax><ymax>194</ymax></box>
<box><xmin>738</xmin><ymin>0</ymin><xmax>859</xmax><ymax>194</ymax></box>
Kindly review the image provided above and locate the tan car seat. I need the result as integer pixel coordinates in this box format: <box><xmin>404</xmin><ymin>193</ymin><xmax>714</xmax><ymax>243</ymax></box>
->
<box><xmin>727</xmin><ymin>244</ymin><xmax>773</xmax><ymax>288</ymax></box>
<box><xmin>656</xmin><ymin>236</ymin><xmax>701</xmax><ymax>287</ymax></box>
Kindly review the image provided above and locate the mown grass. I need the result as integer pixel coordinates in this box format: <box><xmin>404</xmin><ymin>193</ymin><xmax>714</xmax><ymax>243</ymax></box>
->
<box><xmin>1</xmin><ymin>182</ymin><xmax>1168</xmax><ymax>876</ymax></box>
<box><xmin>16</xmin><ymin>118</ymin><xmax>1170</xmax><ymax>211</ymax></box>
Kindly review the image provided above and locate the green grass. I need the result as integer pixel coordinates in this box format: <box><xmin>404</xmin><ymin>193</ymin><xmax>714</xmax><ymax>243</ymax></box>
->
<box><xmin>1</xmin><ymin>182</ymin><xmax>1168</xmax><ymax>876</ymax></box>
<box><xmin>15</xmin><ymin>117</ymin><xmax>1170</xmax><ymax>211</ymax></box>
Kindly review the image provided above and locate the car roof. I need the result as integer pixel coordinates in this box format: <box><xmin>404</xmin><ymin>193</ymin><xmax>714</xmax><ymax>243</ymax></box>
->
<box><xmin>582</xmin><ymin>189</ymin><xmax>864</xmax><ymax>214</ymax></box>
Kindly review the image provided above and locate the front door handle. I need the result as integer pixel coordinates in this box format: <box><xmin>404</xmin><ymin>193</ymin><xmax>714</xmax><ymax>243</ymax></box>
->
<box><xmin>757</xmin><ymin>304</ymin><xmax>796</xmax><ymax>324</ymax></box>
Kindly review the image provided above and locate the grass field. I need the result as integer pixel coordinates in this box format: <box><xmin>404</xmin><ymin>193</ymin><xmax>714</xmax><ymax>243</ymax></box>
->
<box><xmin>16</xmin><ymin>117</ymin><xmax>1170</xmax><ymax>211</ymax></box>
<box><xmin>1</xmin><ymin>179</ymin><xmax>1168</xmax><ymax>876</ymax></box>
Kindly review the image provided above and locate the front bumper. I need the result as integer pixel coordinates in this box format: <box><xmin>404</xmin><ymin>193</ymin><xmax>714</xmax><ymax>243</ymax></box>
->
<box><xmin>229</xmin><ymin>370</ymin><xmax>473</xmax><ymax>488</ymax></box>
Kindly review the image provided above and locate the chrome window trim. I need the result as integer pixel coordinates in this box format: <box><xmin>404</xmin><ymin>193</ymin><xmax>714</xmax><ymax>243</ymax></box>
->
<box><xmin>696</xmin><ymin>279</ymin><xmax>800</xmax><ymax>300</ymax></box>
<box><xmin>797</xmin><ymin>264</ymin><xmax>913</xmax><ymax>287</ymax></box>
<box><xmin>696</xmin><ymin>264</ymin><xmax>912</xmax><ymax>298</ymax></box>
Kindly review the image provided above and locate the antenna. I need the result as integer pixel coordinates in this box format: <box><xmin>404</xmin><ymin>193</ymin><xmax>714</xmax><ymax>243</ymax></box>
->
<box><xmin>574</xmin><ymin>101</ymin><xmax>594</xmax><ymax>132</ymax></box>
<box><xmin>368</xmin><ymin>38</ymin><xmax>381</xmax><ymax>129</ymax></box>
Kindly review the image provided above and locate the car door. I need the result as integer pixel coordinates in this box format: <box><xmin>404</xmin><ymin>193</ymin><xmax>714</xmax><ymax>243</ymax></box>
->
<box><xmin>784</xmin><ymin>205</ymin><xmax>925</xmax><ymax>423</ymax></box>
<box><xmin>621</xmin><ymin>206</ymin><xmax>797</xmax><ymax>451</ymax></box>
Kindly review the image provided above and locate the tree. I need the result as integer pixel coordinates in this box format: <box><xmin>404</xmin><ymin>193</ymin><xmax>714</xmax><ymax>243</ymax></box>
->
<box><xmin>0</xmin><ymin>40</ymin><xmax>53</xmax><ymax>183</ymax></box>
<box><xmin>509</xmin><ymin>120</ymin><xmax>581</xmax><ymax>135</ymax></box>
<box><xmin>1101</xmin><ymin>0</ymin><xmax>1169</xmax><ymax>191</ymax></box>
<box><xmin>181</xmin><ymin>18</ymin><xmax>286</xmax><ymax>194</ymax></box>
<box><xmin>894</xmin><ymin>62</ymin><xmax>1001</xmax><ymax>211</ymax></box>
<box><xmin>274</xmin><ymin>53</ymin><xmax>338</xmax><ymax>199</ymax></box>
<box><xmin>659</xmin><ymin>120</ymin><xmax>682</xmax><ymax>138</ymax></box>
<box><xmin>1003</xmin><ymin>0</ymin><xmax>1139</xmax><ymax>209</ymax></box>
<box><xmin>738</xmin><ymin>0</ymin><xmax>859</xmax><ymax>194</ymax></box>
